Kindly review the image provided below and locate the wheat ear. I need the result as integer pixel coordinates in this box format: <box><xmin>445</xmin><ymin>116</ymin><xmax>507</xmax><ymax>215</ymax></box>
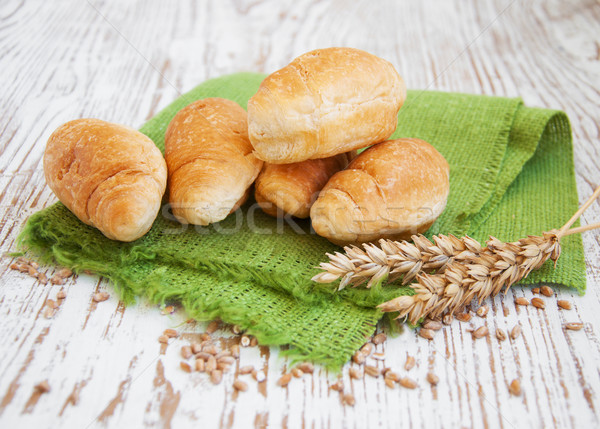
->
<box><xmin>313</xmin><ymin>185</ymin><xmax>600</xmax><ymax>324</ymax></box>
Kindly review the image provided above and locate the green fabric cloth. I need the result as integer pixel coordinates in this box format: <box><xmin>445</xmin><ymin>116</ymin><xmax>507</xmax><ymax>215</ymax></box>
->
<box><xmin>17</xmin><ymin>72</ymin><xmax>585</xmax><ymax>369</ymax></box>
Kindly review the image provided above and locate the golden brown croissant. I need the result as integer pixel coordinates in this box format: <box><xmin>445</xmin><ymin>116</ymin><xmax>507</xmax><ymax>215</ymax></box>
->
<box><xmin>43</xmin><ymin>119</ymin><xmax>167</xmax><ymax>242</ymax></box>
<box><xmin>248</xmin><ymin>47</ymin><xmax>406</xmax><ymax>164</ymax></box>
<box><xmin>310</xmin><ymin>138</ymin><xmax>449</xmax><ymax>246</ymax></box>
<box><xmin>165</xmin><ymin>98</ymin><xmax>263</xmax><ymax>225</ymax></box>
<box><xmin>255</xmin><ymin>153</ymin><xmax>353</xmax><ymax>218</ymax></box>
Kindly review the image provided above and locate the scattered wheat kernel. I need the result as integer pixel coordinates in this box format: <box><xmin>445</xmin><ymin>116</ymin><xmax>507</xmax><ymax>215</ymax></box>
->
<box><xmin>565</xmin><ymin>323</ymin><xmax>584</xmax><ymax>331</ymax></box>
<box><xmin>372</xmin><ymin>333</ymin><xmax>387</xmax><ymax>345</ymax></box>
<box><xmin>218</xmin><ymin>356</ymin><xmax>236</xmax><ymax>365</ymax></box>
<box><xmin>45</xmin><ymin>299</ymin><xmax>58</xmax><ymax>309</ymax></box>
<box><xmin>50</xmin><ymin>275</ymin><xmax>64</xmax><ymax>285</ymax></box>
<box><xmin>210</xmin><ymin>370</ymin><xmax>222</xmax><ymax>385</ymax></box>
<box><xmin>194</xmin><ymin>352</ymin><xmax>211</xmax><ymax>361</ymax></box>
<box><xmin>557</xmin><ymin>300</ymin><xmax>572</xmax><ymax>310</ymax></box>
<box><xmin>161</xmin><ymin>305</ymin><xmax>174</xmax><ymax>315</ymax></box>
<box><xmin>9</xmin><ymin>263</ymin><xmax>19</xmax><ymax>271</ymax></box>
<box><xmin>206</xmin><ymin>356</ymin><xmax>217</xmax><ymax>372</ymax></box>
<box><xmin>330</xmin><ymin>380</ymin><xmax>344</xmax><ymax>391</ymax></box>
<box><xmin>216</xmin><ymin>350</ymin><xmax>232</xmax><ymax>359</ymax></box>
<box><xmin>472</xmin><ymin>326</ymin><xmax>489</xmax><ymax>339</ymax></box>
<box><xmin>57</xmin><ymin>268</ymin><xmax>72</xmax><ymax>278</ymax></box>
<box><xmin>17</xmin><ymin>264</ymin><xmax>29</xmax><ymax>273</ymax></box>
<box><xmin>30</xmin><ymin>261</ymin><xmax>40</xmax><ymax>270</ymax></box>
<box><xmin>194</xmin><ymin>359</ymin><xmax>205</xmax><ymax>372</ymax></box>
<box><xmin>426</xmin><ymin>372</ymin><xmax>439</xmax><ymax>386</ymax></box>
<box><xmin>38</xmin><ymin>272</ymin><xmax>48</xmax><ymax>285</ymax></box>
<box><xmin>180</xmin><ymin>361</ymin><xmax>192</xmax><ymax>373</ymax></box>
<box><xmin>360</xmin><ymin>343</ymin><xmax>374</xmax><ymax>356</ymax></box>
<box><xmin>199</xmin><ymin>333</ymin><xmax>211</xmax><ymax>341</ymax></box>
<box><xmin>532</xmin><ymin>287</ymin><xmax>540</xmax><ymax>294</ymax></box>
<box><xmin>35</xmin><ymin>380</ymin><xmax>51</xmax><ymax>393</ymax></box>
<box><xmin>158</xmin><ymin>335</ymin><xmax>169</xmax><ymax>344</ymax></box>
<box><xmin>217</xmin><ymin>362</ymin><xmax>231</xmax><ymax>372</ymax></box>
<box><xmin>297</xmin><ymin>362</ymin><xmax>314</xmax><ymax>374</ymax></box>
<box><xmin>349</xmin><ymin>368</ymin><xmax>363</xmax><ymax>379</ymax></box>
<box><xmin>43</xmin><ymin>307</ymin><xmax>55</xmax><ymax>319</ymax></box>
<box><xmin>372</xmin><ymin>353</ymin><xmax>385</xmax><ymax>361</ymax></box>
<box><xmin>255</xmin><ymin>370</ymin><xmax>266</xmax><ymax>383</ymax></box>
<box><xmin>509</xmin><ymin>379</ymin><xmax>521</xmax><ymax>396</ymax></box>
<box><xmin>385</xmin><ymin>378</ymin><xmax>396</xmax><ymax>389</ymax></box>
<box><xmin>277</xmin><ymin>373</ymin><xmax>292</xmax><ymax>387</ymax></box>
<box><xmin>161</xmin><ymin>329</ymin><xmax>176</xmax><ymax>339</ymax></box>
<box><xmin>365</xmin><ymin>365</ymin><xmax>379</xmax><ymax>378</ymax></box>
<box><xmin>510</xmin><ymin>325</ymin><xmax>522</xmax><ymax>340</ymax></box>
<box><xmin>180</xmin><ymin>346</ymin><xmax>192</xmax><ymax>359</ymax></box>
<box><xmin>352</xmin><ymin>351</ymin><xmax>366</xmax><ymax>365</ymax></box>
<box><xmin>230</xmin><ymin>344</ymin><xmax>240</xmax><ymax>358</ymax></box>
<box><xmin>203</xmin><ymin>345</ymin><xmax>218</xmax><ymax>355</ymax></box>
<box><xmin>93</xmin><ymin>292</ymin><xmax>109</xmax><ymax>302</ymax></box>
<box><xmin>405</xmin><ymin>356</ymin><xmax>416</xmax><ymax>371</ymax></box>
<box><xmin>455</xmin><ymin>313</ymin><xmax>471</xmax><ymax>322</ymax></box>
<box><xmin>28</xmin><ymin>266</ymin><xmax>38</xmax><ymax>278</ymax></box>
<box><xmin>206</xmin><ymin>320</ymin><xmax>220</xmax><ymax>334</ymax></box>
<box><xmin>56</xmin><ymin>290</ymin><xmax>66</xmax><ymax>300</ymax></box>
<box><xmin>342</xmin><ymin>394</ymin><xmax>355</xmax><ymax>406</ymax></box>
<box><xmin>399</xmin><ymin>377</ymin><xmax>418</xmax><ymax>389</ymax></box>
<box><xmin>514</xmin><ymin>297</ymin><xmax>529</xmax><ymax>306</ymax></box>
<box><xmin>291</xmin><ymin>368</ymin><xmax>304</xmax><ymax>378</ymax></box>
<box><xmin>423</xmin><ymin>320</ymin><xmax>443</xmax><ymax>331</ymax></box>
<box><xmin>233</xmin><ymin>380</ymin><xmax>248</xmax><ymax>392</ymax></box>
<box><xmin>188</xmin><ymin>343</ymin><xmax>200</xmax><ymax>354</ymax></box>
<box><xmin>384</xmin><ymin>371</ymin><xmax>399</xmax><ymax>382</ymax></box>
<box><xmin>419</xmin><ymin>328</ymin><xmax>435</xmax><ymax>340</ymax></box>
<box><xmin>476</xmin><ymin>305</ymin><xmax>489</xmax><ymax>318</ymax></box>
<box><xmin>496</xmin><ymin>329</ymin><xmax>507</xmax><ymax>342</ymax></box>
<box><xmin>531</xmin><ymin>298</ymin><xmax>545</xmax><ymax>309</ymax></box>
<box><xmin>240</xmin><ymin>335</ymin><xmax>251</xmax><ymax>347</ymax></box>
<box><xmin>540</xmin><ymin>286</ymin><xmax>553</xmax><ymax>297</ymax></box>
<box><xmin>443</xmin><ymin>314</ymin><xmax>453</xmax><ymax>325</ymax></box>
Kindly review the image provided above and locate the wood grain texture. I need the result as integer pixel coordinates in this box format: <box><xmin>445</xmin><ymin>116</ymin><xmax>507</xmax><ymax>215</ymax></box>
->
<box><xmin>0</xmin><ymin>0</ymin><xmax>599</xmax><ymax>427</ymax></box>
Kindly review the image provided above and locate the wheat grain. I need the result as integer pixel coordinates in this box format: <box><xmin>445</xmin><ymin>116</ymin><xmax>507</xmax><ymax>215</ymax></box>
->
<box><xmin>565</xmin><ymin>322</ymin><xmax>584</xmax><ymax>331</ymax></box>
<box><xmin>557</xmin><ymin>300</ymin><xmax>572</xmax><ymax>310</ymax></box>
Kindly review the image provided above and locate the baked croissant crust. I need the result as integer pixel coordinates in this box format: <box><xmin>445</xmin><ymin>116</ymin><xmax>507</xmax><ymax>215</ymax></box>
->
<box><xmin>310</xmin><ymin>138</ymin><xmax>449</xmax><ymax>245</ymax></box>
<box><xmin>165</xmin><ymin>98</ymin><xmax>263</xmax><ymax>225</ymax></box>
<box><xmin>255</xmin><ymin>152</ymin><xmax>353</xmax><ymax>218</ymax></box>
<box><xmin>43</xmin><ymin>118</ymin><xmax>167</xmax><ymax>242</ymax></box>
<box><xmin>248</xmin><ymin>47</ymin><xmax>406</xmax><ymax>164</ymax></box>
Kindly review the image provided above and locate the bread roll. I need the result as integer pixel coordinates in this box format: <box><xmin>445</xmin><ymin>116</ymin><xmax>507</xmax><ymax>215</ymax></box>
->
<box><xmin>255</xmin><ymin>152</ymin><xmax>353</xmax><ymax>218</ymax></box>
<box><xmin>43</xmin><ymin>119</ymin><xmax>167</xmax><ymax>242</ymax></box>
<box><xmin>248</xmin><ymin>47</ymin><xmax>406</xmax><ymax>164</ymax></box>
<box><xmin>310</xmin><ymin>138</ymin><xmax>449</xmax><ymax>245</ymax></box>
<box><xmin>165</xmin><ymin>98</ymin><xmax>263</xmax><ymax>225</ymax></box>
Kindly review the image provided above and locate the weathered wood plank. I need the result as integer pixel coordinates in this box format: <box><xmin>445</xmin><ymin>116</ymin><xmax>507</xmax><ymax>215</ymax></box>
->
<box><xmin>0</xmin><ymin>0</ymin><xmax>598</xmax><ymax>427</ymax></box>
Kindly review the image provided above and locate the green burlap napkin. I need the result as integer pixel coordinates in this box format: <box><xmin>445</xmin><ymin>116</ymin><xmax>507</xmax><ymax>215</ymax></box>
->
<box><xmin>17</xmin><ymin>73</ymin><xmax>586</xmax><ymax>368</ymax></box>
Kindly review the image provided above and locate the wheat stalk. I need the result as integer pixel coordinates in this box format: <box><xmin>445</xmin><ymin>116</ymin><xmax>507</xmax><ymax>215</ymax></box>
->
<box><xmin>313</xmin><ymin>186</ymin><xmax>600</xmax><ymax>324</ymax></box>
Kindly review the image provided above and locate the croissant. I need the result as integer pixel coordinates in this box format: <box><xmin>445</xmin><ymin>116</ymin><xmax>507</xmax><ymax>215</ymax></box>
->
<box><xmin>255</xmin><ymin>153</ymin><xmax>353</xmax><ymax>218</ymax></box>
<box><xmin>248</xmin><ymin>47</ymin><xmax>406</xmax><ymax>164</ymax></box>
<box><xmin>310</xmin><ymin>138</ymin><xmax>449</xmax><ymax>246</ymax></box>
<box><xmin>165</xmin><ymin>98</ymin><xmax>263</xmax><ymax>225</ymax></box>
<box><xmin>43</xmin><ymin>119</ymin><xmax>167</xmax><ymax>242</ymax></box>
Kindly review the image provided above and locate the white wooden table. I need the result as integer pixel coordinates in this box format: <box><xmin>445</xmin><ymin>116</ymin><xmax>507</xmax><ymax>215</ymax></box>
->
<box><xmin>1</xmin><ymin>1</ymin><xmax>599</xmax><ymax>427</ymax></box>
